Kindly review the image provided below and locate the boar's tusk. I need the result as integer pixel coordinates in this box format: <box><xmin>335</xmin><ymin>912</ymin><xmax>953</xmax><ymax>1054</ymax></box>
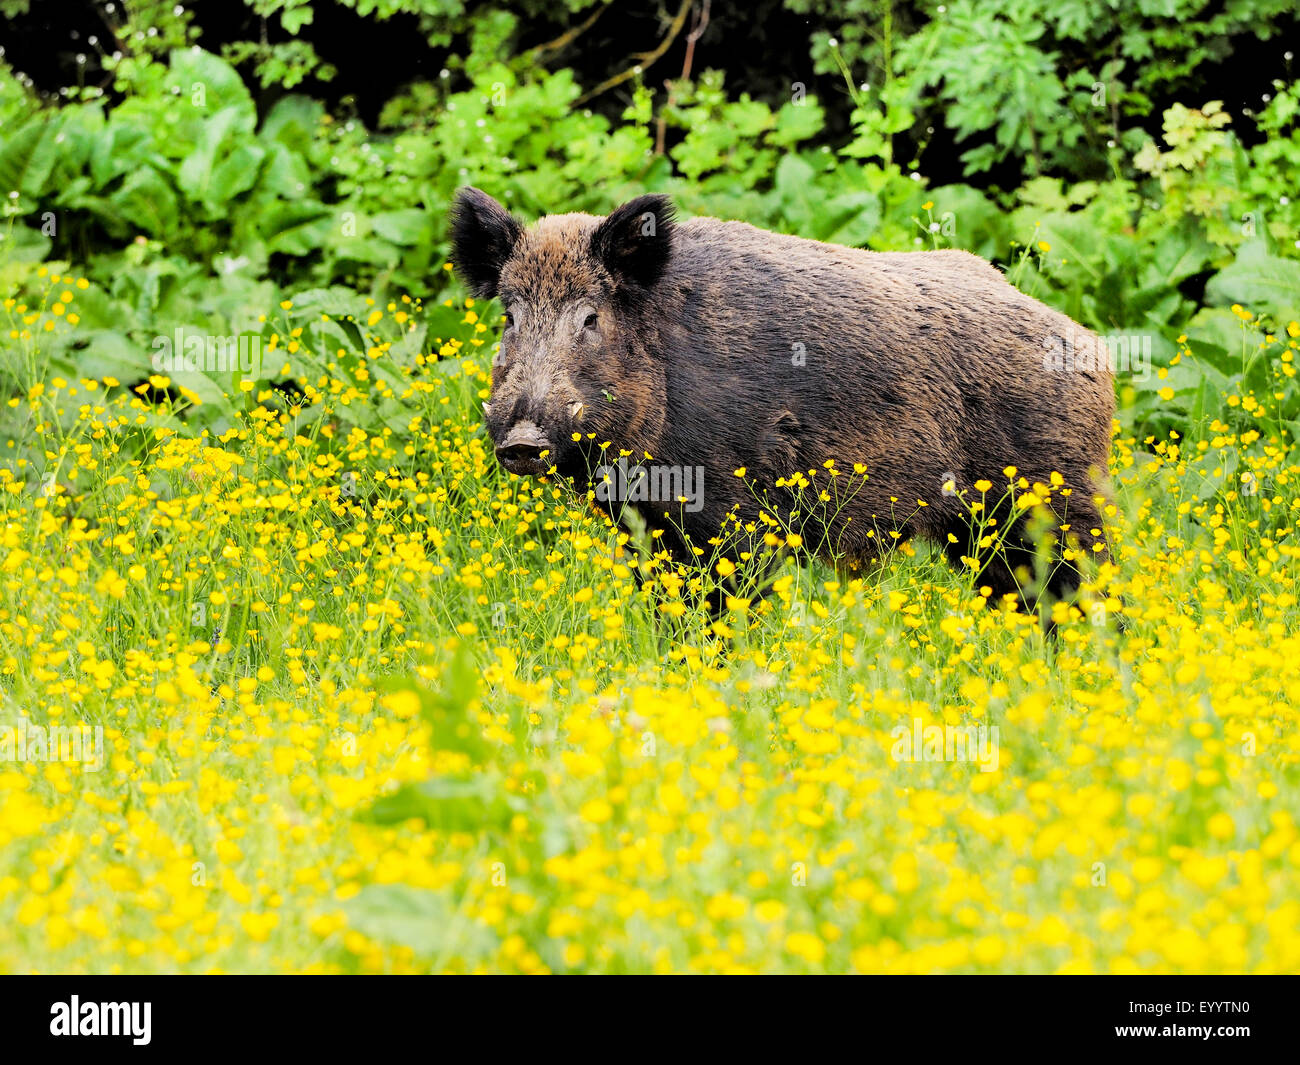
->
<box><xmin>570</xmin><ymin>401</ymin><xmax>586</xmax><ymax>419</ymax></box>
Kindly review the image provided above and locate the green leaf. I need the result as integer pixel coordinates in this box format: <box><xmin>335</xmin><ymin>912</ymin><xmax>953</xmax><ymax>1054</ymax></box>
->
<box><xmin>358</xmin><ymin>775</ymin><xmax>521</xmax><ymax>832</ymax></box>
<box><xmin>343</xmin><ymin>884</ymin><xmax>496</xmax><ymax>959</ymax></box>
<box><xmin>166</xmin><ymin>48</ymin><xmax>256</xmax><ymax>128</ymax></box>
<box><xmin>53</xmin><ymin>329</ymin><xmax>148</xmax><ymax>382</ymax></box>
<box><xmin>280</xmin><ymin>4</ymin><xmax>314</xmax><ymax>35</ymax></box>
<box><xmin>1148</xmin><ymin>223</ymin><xmax>1216</xmax><ymax>286</ymax></box>
<box><xmin>110</xmin><ymin>167</ymin><xmax>179</xmax><ymax>237</ymax></box>
<box><xmin>258</xmin><ymin>143</ymin><xmax>313</xmax><ymax>199</ymax></box>
<box><xmin>178</xmin><ymin>107</ymin><xmax>247</xmax><ymax>203</ymax></box>
<box><xmin>284</xmin><ymin>287</ymin><xmax>371</xmax><ymax>321</ymax></box>
<box><xmin>89</xmin><ymin>125</ymin><xmax>153</xmax><ymax>189</ymax></box>
<box><xmin>0</xmin><ymin>119</ymin><xmax>61</xmax><ymax>197</ymax></box>
<box><xmin>1205</xmin><ymin>245</ymin><xmax>1300</xmax><ymax>317</ymax></box>
<box><xmin>770</xmin><ymin>99</ymin><xmax>826</xmax><ymax>148</ymax></box>
<box><xmin>423</xmin><ymin>642</ymin><xmax>481</xmax><ymax>739</ymax></box>
<box><xmin>369</xmin><ymin>209</ymin><xmax>431</xmax><ymax>246</ymax></box>
<box><xmin>261</xmin><ymin>201</ymin><xmax>332</xmax><ymax>255</ymax></box>
<box><xmin>370</xmin><ymin>646</ymin><xmax>488</xmax><ymax>762</ymax></box>
<box><xmin>819</xmin><ymin>191</ymin><xmax>881</xmax><ymax>247</ymax></box>
<box><xmin>259</xmin><ymin>95</ymin><xmax>325</xmax><ymax>154</ymax></box>
<box><xmin>0</xmin><ymin>223</ymin><xmax>51</xmax><ymax>263</ymax></box>
<box><xmin>206</xmin><ymin>142</ymin><xmax>266</xmax><ymax>208</ymax></box>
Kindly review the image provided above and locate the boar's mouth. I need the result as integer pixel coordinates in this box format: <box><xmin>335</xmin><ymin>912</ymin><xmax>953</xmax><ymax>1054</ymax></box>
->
<box><xmin>494</xmin><ymin>420</ymin><xmax>554</xmax><ymax>476</ymax></box>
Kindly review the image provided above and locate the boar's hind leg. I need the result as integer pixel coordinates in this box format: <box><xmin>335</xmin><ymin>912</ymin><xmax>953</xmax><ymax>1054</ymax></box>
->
<box><xmin>942</xmin><ymin>492</ymin><xmax>1109</xmax><ymax>621</ymax></box>
<box><xmin>1046</xmin><ymin>493</ymin><xmax>1121</xmax><ymax>624</ymax></box>
<box><xmin>941</xmin><ymin>522</ymin><xmax>1031</xmax><ymax>611</ymax></box>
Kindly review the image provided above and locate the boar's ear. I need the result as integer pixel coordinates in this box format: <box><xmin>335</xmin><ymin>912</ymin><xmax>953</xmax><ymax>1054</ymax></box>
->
<box><xmin>590</xmin><ymin>194</ymin><xmax>676</xmax><ymax>290</ymax></box>
<box><xmin>449</xmin><ymin>187</ymin><xmax>523</xmax><ymax>299</ymax></box>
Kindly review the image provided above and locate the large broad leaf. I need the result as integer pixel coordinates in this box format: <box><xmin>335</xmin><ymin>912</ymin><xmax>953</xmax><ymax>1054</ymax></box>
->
<box><xmin>769</xmin><ymin>153</ymin><xmax>817</xmax><ymax>232</ymax></box>
<box><xmin>54</xmin><ymin>282</ymin><xmax>130</xmax><ymax>332</ymax></box>
<box><xmin>165</xmin><ymin>367</ymin><xmax>240</xmax><ymax>428</ymax></box>
<box><xmin>1097</xmin><ymin>327</ymin><xmax>1172</xmax><ymax>386</ymax></box>
<box><xmin>418</xmin><ymin>643</ymin><xmax>483</xmax><ymax>752</ymax></box>
<box><xmin>818</xmin><ymin>191</ymin><xmax>881</xmax><ymax>247</ymax></box>
<box><xmin>205</xmin><ymin>141</ymin><xmax>266</xmax><ymax>209</ymax></box>
<box><xmin>366</xmin><ymin>646</ymin><xmax>489</xmax><ymax>763</ymax></box>
<box><xmin>370</xmin><ymin>209</ymin><xmax>432</xmax><ymax>247</ymax></box>
<box><xmin>425</xmin><ymin>300</ymin><xmax>475</xmax><ymax>346</ymax></box>
<box><xmin>0</xmin><ymin>223</ymin><xmax>51</xmax><ymax>264</ymax></box>
<box><xmin>157</xmin><ymin>323</ymin><xmax>245</xmax><ymax>419</ymax></box>
<box><xmin>358</xmin><ymin>775</ymin><xmax>521</xmax><ymax>832</ymax></box>
<box><xmin>261</xmin><ymin>201</ymin><xmax>333</xmax><ymax>256</ymax></box>
<box><xmin>46</xmin><ymin>106</ymin><xmax>103</xmax><ymax>182</ymax></box>
<box><xmin>0</xmin><ymin>119</ymin><xmax>61</xmax><ymax>198</ymax></box>
<box><xmin>343</xmin><ymin>884</ymin><xmax>497</xmax><ymax>959</ymax></box>
<box><xmin>110</xmin><ymin>167</ymin><xmax>179</xmax><ymax>237</ymax></box>
<box><xmin>179</xmin><ymin>108</ymin><xmax>262</xmax><ymax>208</ymax></box>
<box><xmin>1205</xmin><ymin>244</ymin><xmax>1300</xmax><ymax>317</ymax></box>
<box><xmin>1187</xmin><ymin>307</ymin><xmax>1262</xmax><ymax>376</ymax></box>
<box><xmin>923</xmin><ymin>183</ymin><xmax>1008</xmax><ymax>261</ymax></box>
<box><xmin>193</xmin><ymin>276</ymin><xmax>274</xmax><ymax>334</ymax></box>
<box><xmin>165</xmin><ymin>48</ymin><xmax>256</xmax><ymax>130</ymax></box>
<box><xmin>89</xmin><ymin>124</ymin><xmax>153</xmax><ymax>189</ymax></box>
<box><xmin>282</xmin><ymin>286</ymin><xmax>371</xmax><ymax>321</ymax></box>
<box><xmin>387</xmin><ymin>320</ymin><xmax>429</xmax><ymax>366</ymax></box>
<box><xmin>769</xmin><ymin>98</ymin><xmax>826</xmax><ymax>148</ymax></box>
<box><xmin>1129</xmin><ymin>357</ymin><xmax>1228</xmax><ymax>438</ymax></box>
<box><xmin>328</xmin><ymin>236</ymin><xmax>401</xmax><ymax>269</ymax></box>
<box><xmin>51</xmin><ymin>329</ymin><xmax>150</xmax><ymax>383</ymax></box>
<box><xmin>258</xmin><ymin>142</ymin><xmax>313</xmax><ymax>199</ymax></box>
<box><xmin>1146</xmin><ymin>221</ymin><xmax>1216</xmax><ymax>286</ymax></box>
<box><xmin>259</xmin><ymin>95</ymin><xmax>324</xmax><ymax>154</ymax></box>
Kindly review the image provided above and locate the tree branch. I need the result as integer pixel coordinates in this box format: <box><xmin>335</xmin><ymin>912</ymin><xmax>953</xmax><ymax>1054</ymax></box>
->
<box><xmin>655</xmin><ymin>0</ymin><xmax>710</xmax><ymax>155</ymax></box>
<box><xmin>529</xmin><ymin>1</ymin><xmax>612</xmax><ymax>63</ymax></box>
<box><xmin>575</xmin><ymin>0</ymin><xmax>694</xmax><ymax>107</ymax></box>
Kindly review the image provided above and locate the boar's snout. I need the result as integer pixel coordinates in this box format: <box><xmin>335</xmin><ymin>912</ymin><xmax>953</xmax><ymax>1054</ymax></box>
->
<box><xmin>495</xmin><ymin>420</ymin><xmax>553</xmax><ymax>476</ymax></box>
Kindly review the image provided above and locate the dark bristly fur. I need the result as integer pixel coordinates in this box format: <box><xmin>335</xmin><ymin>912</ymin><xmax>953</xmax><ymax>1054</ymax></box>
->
<box><xmin>449</xmin><ymin>188</ymin><xmax>1115</xmax><ymax>612</ymax></box>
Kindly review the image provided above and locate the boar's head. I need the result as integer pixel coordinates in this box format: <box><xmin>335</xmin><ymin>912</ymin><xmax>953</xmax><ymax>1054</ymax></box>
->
<box><xmin>449</xmin><ymin>187</ymin><xmax>673</xmax><ymax>478</ymax></box>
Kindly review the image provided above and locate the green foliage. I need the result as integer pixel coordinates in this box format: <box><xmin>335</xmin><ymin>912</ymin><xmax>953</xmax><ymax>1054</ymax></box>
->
<box><xmin>816</xmin><ymin>0</ymin><xmax>1298</xmax><ymax>180</ymax></box>
<box><xmin>219</xmin><ymin>0</ymin><xmax>469</xmax><ymax>87</ymax></box>
<box><xmin>1</xmin><ymin>3</ymin><xmax>1298</xmax><ymax>451</ymax></box>
<box><xmin>1242</xmin><ymin>80</ymin><xmax>1300</xmax><ymax>249</ymax></box>
<box><xmin>897</xmin><ymin>0</ymin><xmax>1072</xmax><ymax>176</ymax></box>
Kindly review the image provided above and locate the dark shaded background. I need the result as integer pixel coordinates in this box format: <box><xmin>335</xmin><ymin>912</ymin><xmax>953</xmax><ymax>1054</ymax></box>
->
<box><xmin>0</xmin><ymin>0</ymin><xmax>1289</xmax><ymax>190</ymax></box>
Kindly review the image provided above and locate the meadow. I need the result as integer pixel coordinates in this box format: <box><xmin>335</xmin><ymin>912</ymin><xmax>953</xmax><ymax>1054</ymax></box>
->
<box><xmin>1</xmin><ymin>1</ymin><xmax>1299</xmax><ymax>974</ymax></box>
<box><xmin>1</xmin><ymin>268</ymin><xmax>1298</xmax><ymax>973</ymax></box>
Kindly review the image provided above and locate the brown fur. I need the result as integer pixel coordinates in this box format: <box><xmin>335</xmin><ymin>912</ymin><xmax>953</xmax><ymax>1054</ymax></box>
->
<box><xmin>450</xmin><ymin>188</ymin><xmax>1115</xmax><ymax>608</ymax></box>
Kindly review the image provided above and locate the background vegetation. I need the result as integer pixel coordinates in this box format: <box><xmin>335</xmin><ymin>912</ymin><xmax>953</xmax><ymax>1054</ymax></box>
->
<box><xmin>1</xmin><ymin>0</ymin><xmax>1298</xmax><ymax>443</ymax></box>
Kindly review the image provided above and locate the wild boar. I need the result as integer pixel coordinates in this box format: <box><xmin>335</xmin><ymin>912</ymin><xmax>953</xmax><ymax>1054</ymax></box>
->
<box><xmin>449</xmin><ymin>187</ymin><xmax>1114</xmax><ymax>610</ymax></box>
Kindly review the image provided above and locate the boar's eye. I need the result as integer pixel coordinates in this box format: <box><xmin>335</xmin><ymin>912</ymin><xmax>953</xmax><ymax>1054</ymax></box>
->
<box><xmin>503</xmin><ymin>310</ymin><xmax>514</xmax><ymax>328</ymax></box>
<box><xmin>582</xmin><ymin>312</ymin><xmax>599</xmax><ymax>331</ymax></box>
